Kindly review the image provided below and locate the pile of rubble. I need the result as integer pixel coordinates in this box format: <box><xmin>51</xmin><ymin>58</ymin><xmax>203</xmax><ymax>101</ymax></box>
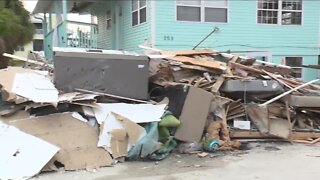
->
<box><xmin>149</xmin><ymin>49</ymin><xmax>320</xmax><ymax>142</ymax></box>
<box><xmin>1</xmin><ymin>48</ymin><xmax>320</xmax><ymax>179</ymax></box>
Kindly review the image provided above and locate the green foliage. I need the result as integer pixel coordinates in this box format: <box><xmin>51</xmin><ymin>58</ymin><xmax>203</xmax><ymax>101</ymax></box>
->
<box><xmin>0</xmin><ymin>0</ymin><xmax>35</xmax><ymax>49</ymax></box>
<box><xmin>0</xmin><ymin>0</ymin><xmax>35</xmax><ymax>68</ymax></box>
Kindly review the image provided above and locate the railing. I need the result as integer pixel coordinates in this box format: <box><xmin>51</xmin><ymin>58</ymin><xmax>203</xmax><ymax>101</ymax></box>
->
<box><xmin>65</xmin><ymin>20</ymin><xmax>97</xmax><ymax>49</ymax></box>
<box><xmin>43</xmin><ymin>20</ymin><xmax>98</xmax><ymax>62</ymax></box>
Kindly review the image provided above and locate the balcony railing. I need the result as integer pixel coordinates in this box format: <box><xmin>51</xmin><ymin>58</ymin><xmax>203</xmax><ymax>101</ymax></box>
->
<box><xmin>44</xmin><ymin>20</ymin><xmax>98</xmax><ymax>62</ymax></box>
<box><xmin>65</xmin><ymin>20</ymin><xmax>97</xmax><ymax>49</ymax></box>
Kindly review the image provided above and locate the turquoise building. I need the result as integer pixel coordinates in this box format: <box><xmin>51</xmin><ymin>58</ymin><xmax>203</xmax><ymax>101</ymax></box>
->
<box><xmin>33</xmin><ymin>0</ymin><xmax>320</xmax><ymax>81</ymax></box>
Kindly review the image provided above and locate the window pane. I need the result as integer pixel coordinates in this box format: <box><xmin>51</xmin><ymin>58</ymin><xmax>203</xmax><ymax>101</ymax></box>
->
<box><xmin>140</xmin><ymin>0</ymin><xmax>146</xmax><ymax>7</ymax></box>
<box><xmin>177</xmin><ymin>0</ymin><xmax>201</xmax><ymax>6</ymax></box>
<box><xmin>34</xmin><ymin>23</ymin><xmax>42</xmax><ymax>29</ymax></box>
<box><xmin>203</xmin><ymin>0</ymin><xmax>227</xmax><ymax>7</ymax></box>
<box><xmin>132</xmin><ymin>0</ymin><xmax>138</xmax><ymax>11</ymax></box>
<box><xmin>286</xmin><ymin>57</ymin><xmax>303</xmax><ymax>78</ymax></box>
<box><xmin>33</xmin><ymin>40</ymin><xmax>43</xmax><ymax>51</ymax></box>
<box><xmin>282</xmin><ymin>11</ymin><xmax>301</xmax><ymax>25</ymax></box>
<box><xmin>132</xmin><ymin>11</ymin><xmax>138</xmax><ymax>26</ymax></box>
<box><xmin>107</xmin><ymin>10</ymin><xmax>111</xmax><ymax>19</ymax></box>
<box><xmin>257</xmin><ymin>0</ymin><xmax>278</xmax><ymax>9</ymax></box>
<box><xmin>257</xmin><ymin>10</ymin><xmax>278</xmax><ymax>24</ymax></box>
<box><xmin>177</xmin><ymin>6</ymin><xmax>201</xmax><ymax>21</ymax></box>
<box><xmin>285</xmin><ymin>57</ymin><xmax>302</xmax><ymax>67</ymax></box>
<box><xmin>205</xmin><ymin>8</ymin><xmax>227</xmax><ymax>22</ymax></box>
<box><xmin>282</xmin><ymin>0</ymin><xmax>302</xmax><ymax>10</ymax></box>
<box><xmin>140</xmin><ymin>7</ymin><xmax>146</xmax><ymax>23</ymax></box>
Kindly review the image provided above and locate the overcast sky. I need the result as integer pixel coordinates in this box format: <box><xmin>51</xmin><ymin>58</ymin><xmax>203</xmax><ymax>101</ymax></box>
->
<box><xmin>22</xmin><ymin>0</ymin><xmax>91</xmax><ymax>23</ymax></box>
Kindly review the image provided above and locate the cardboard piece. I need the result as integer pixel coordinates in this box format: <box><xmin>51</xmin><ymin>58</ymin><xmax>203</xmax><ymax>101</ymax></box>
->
<box><xmin>6</xmin><ymin>113</ymin><xmax>113</xmax><ymax>171</ymax></box>
<box><xmin>93</xmin><ymin>103</ymin><xmax>166</xmax><ymax>124</ymax></box>
<box><xmin>174</xmin><ymin>86</ymin><xmax>213</xmax><ymax>142</ymax></box>
<box><xmin>0</xmin><ymin>122</ymin><xmax>59</xmax><ymax>180</ymax></box>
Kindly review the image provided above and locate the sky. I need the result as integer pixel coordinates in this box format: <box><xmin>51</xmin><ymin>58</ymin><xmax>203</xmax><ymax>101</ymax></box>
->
<box><xmin>22</xmin><ymin>0</ymin><xmax>91</xmax><ymax>23</ymax></box>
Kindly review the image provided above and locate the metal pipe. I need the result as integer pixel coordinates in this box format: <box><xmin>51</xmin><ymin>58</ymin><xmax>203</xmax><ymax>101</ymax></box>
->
<box><xmin>193</xmin><ymin>27</ymin><xmax>219</xmax><ymax>50</ymax></box>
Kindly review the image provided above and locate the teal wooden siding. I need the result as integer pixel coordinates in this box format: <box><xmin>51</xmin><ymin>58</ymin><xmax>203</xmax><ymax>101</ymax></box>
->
<box><xmin>154</xmin><ymin>0</ymin><xmax>320</xmax><ymax>81</ymax></box>
<box><xmin>91</xmin><ymin>0</ymin><xmax>152</xmax><ymax>52</ymax></box>
<box><xmin>118</xmin><ymin>0</ymin><xmax>152</xmax><ymax>52</ymax></box>
<box><xmin>91</xmin><ymin>2</ymin><xmax>114</xmax><ymax>49</ymax></box>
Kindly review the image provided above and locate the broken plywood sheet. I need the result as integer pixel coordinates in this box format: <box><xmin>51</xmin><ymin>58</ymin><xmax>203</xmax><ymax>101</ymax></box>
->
<box><xmin>246</xmin><ymin>105</ymin><xmax>269</xmax><ymax>133</ymax></box>
<box><xmin>93</xmin><ymin>103</ymin><xmax>166</xmax><ymax>124</ymax></box>
<box><xmin>110</xmin><ymin>129</ymin><xmax>128</xmax><ymax>159</ymax></box>
<box><xmin>6</xmin><ymin>113</ymin><xmax>113</xmax><ymax>171</ymax></box>
<box><xmin>160</xmin><ymin>49</ymin><xmax>216</xmax><ymax>56</ymax></box>
<box><xmin>269</xmin><ymin>118</ymin><xmax>291</xmax><ymax>139</ymax></box>
<box><xmin>168</xmin><ymin>56</ymin><xmax>226</xmax><ymax>71</ymax></box>
<box><xmin>97</xmin><ymin>112</ymin><xmax>146</xmax><ymax>156</ymax></box>
<box><xmin>0</xmin><ymin>67</ymin><xmax>33</xmax><ymax>101</ymax></box>
<box><xmin>12</xmin><ymin>73</ymin><xmax>58</xmax><ymax>104</ymax></box>
<box><xmin>174</xmin><ymin>86</ymin><xmax>213</xmax><ymax>142</ymax></box>
<box><xmin>58</xmin><ymin>92</ymin><xmax>98</xmax><ymax>103</ymax></box>
<box><xmin>98</xmin><ymin>113</ymin><xmax>125</xmax><ymax>152</ymax></box>
<box><xmin>0</xmin><ymin>122</ymin><xmax>58</xmax><ymax>180</ymax></box>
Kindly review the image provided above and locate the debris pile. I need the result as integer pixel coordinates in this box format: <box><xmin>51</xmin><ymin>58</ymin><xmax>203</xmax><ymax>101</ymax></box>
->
<box><xmin>1</xmin><ymin>48</ymin><xmax>320</xmax><ymax>179</ymax></box>
<box><xmin>148</xmin><ymin>49</ymin><xmax>320</xmax><ymax>143</ymax></box>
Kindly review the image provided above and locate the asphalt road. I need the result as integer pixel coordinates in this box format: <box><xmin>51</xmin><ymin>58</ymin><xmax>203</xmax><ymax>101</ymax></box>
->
<box><xmin>33</xmin><ymin>142</ymin><xmax>320</xmax><ymax>180</ymax></box>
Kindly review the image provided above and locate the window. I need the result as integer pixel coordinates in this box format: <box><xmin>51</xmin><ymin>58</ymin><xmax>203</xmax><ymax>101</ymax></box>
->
<box><xmin>132</xmin><ymin>0</ymin><xmax>147</xmax><ymax>26</ymax></box>
<box><xmin>15</xmin><ymin>46</ymin><xmax>24</xmax><ymax>51</ymax></box>
<box><xmin>34</xmin><ymin>23</ymin><xmax>43</xmax><ymax>34</ymax></box>
<box><xmin>106</xmin><ymin>10</ymin><xmax>112</xmax><ymax>30</ymax></box>
<box><xmin>176</xmin><ymin>0</ymin><xmax>228</xmax><ymax>23</ymax></box>
<box><xmin>285</xmin><ymin>57</ymin><xmax>303</xmax><ymax>78</ymax></box>
<box><xmin>33</xmin><ymin>40</ymin><xmax>44</xmax><ymax>51</ymax></box>
<box><xmin>257</xmin><ymin>0</ymin><xmax>302</xmax><ymax>25</ymax></box>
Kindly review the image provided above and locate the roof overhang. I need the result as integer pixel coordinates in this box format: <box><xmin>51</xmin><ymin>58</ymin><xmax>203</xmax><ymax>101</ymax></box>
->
<box><xmin>32</xmin><ymin>0</ymin><xmax>96</xmax><ymax>14</ymax></box>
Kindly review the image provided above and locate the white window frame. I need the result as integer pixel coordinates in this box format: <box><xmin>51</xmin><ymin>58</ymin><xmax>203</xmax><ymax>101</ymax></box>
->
<box><xmin>257</xmin><ymin>0</ymin><xmax>303</xmax><ymax>26</ymax></box>
<box><xmin>131</xmin><ymin>0</ymin><xmax>147</xmax><ymax>27</ymax></box>
<box><xmin>176</xmin><ymin>0</ymin><xmax>228</xmax><ymax>23</ymax></box>
<box><xmin>284</xmin><ymin>56</ymin><xmax>303</xmax><ymax>79</ymax></box>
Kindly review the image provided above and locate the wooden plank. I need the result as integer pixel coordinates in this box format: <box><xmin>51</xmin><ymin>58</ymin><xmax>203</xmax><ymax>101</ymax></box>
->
<box><xmin>227</xmin><ymin>113</ymin><xmax>246</xmax><ymax>120</ymax></box>
<box><xmin>168</xmin><ymin>56</ymin><xmax>227</xmax><ymax>71</ymax></box>
<box><xmin>260</xmin><ymin>79</ymin><xmax>320</xmax><ymax>106</ymax></box>
<box><xmin>180</xmin><ymin>64</ymin><xmax>215</xmax><ymax>72</ymax></box>
<box><xmin>160</xmin><ymin>49</ymin><xmax>216</xmax><ymax>56</ymax></box>
<box><xmin>230</xmin><ymin>130</ymin><xmax>320</xmax><ymax>140</ymax></box>
<box><xmin>211</xmin><ymin>76</ymin><xmax>225</xmax><ymax>93</ymax></box>
<box><xmin>292</xmin><ymin>138</ymin><xmax>320</xmax><ymax>144</ymax></box>
<box><xmin>262</xmin><ymin>70</ymin><xmax>296</xmax><ymax>90</ymax></box>
<box><xmin>229</xmin><ymin>62</ymin><xmax>262</xmax><ymax>74</ymax></box>
<box><xmin>285</xmin><ymin>97</ymin><xmax>292</xmax><ymax>141</ymax></box>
